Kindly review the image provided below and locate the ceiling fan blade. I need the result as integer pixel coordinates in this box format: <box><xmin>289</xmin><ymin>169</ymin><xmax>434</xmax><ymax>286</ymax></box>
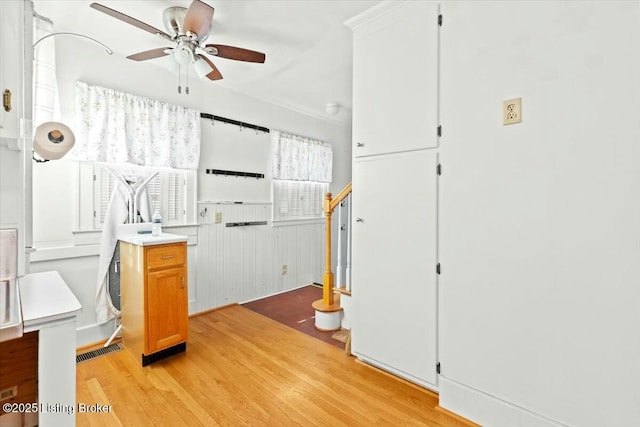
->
<box><xmin>205</xmin><ymin>44</ymin><xmax>266</xmax><ymax>63</ymax></box>
<box><xmin>90</xmin><ymin>3</ymin><xmax>172</xmax><ymax>40</ymax></box>
<box><xmin>127</xmin><ymin>48</ymin><xmax>172</xmax><ymax>61</ymax></box>
<box><xmin>197</xmin><ymin>54</ymin><xmax>223</xmax><ymax>80</ymax></box>
<box><xmin>183</xmin><ymin>0</ymin><xmax>214</xmax><ymax>42</ymax></box>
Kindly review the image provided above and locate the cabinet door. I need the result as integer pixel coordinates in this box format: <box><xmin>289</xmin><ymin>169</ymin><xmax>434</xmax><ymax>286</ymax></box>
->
<box><xmin>352</xmin><ymin>150</ymin><xmax>438</xmax><ymax>388</ymax></box>
<box><xmin>146</xmin><ymin>266</ymin><xmax>188</xmax><ymax>354</ymax></box>
<box><xmin>0</xmin><ymin>0</ymin><xmax>23</xmax><ymax>141</ymax></box>
<box><xmin>352</xmin><ymin>1</ymin><xmax>439</xmax><ymax>157</ymax></box>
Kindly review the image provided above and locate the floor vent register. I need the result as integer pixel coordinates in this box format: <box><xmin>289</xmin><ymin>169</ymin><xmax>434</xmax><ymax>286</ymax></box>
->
<box><xmin>76</xmin><ymin>343</ymin><xmax>123</xmax><ymax>364</ymax></box>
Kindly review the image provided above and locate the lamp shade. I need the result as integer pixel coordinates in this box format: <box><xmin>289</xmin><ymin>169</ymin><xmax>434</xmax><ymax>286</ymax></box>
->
<box><xmin>193</xmin><ymin>56</ymin><xmax>212</xmax><ymax>78</ymax></box>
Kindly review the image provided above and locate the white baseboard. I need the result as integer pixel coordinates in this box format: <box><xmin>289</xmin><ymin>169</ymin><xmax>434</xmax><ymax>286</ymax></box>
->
<box><xmin>239</xmin><ymin>282</ymin><xmax>316</xmax><ymax>304</ymax></box>
<box><xmin>76</xmin><ymin>319</ymin><xmax>117</xmax><ymax>348</ymax></box>
<box><xmin>355</xmin><ymin>353</ymin><xmax>439</xmax><ymax>393</ymax></box>
<box><xmin>439</xmin><ymin>376</ymin><xmax>568</xmax><ymax>427</ymax></box>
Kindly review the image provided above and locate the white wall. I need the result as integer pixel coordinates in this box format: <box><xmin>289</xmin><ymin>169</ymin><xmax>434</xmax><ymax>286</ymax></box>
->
<box><xmin>31</xmin><ymin>33</ymin><xmax>351</xmax><ymax>346</ymax></box>
<box><xmin>439</xmin><ymin>2</ymin><xmax>640</xmax><ymax>426</ymax></box>
<box><xmin>197</xmin><ymin>202</ymin><xmax>324</xmax><ymax>312</ymax></box>
<box><xmin>34</xmin><ymin>35</ymin><xmax>351</xmax><ymax>248</ymax></box>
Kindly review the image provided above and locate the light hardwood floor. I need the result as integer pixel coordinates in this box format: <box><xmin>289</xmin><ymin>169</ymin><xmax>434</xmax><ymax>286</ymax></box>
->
<box><xmin>76</xmin><ymin>305</ymin><xmax>476</xmax><ymax>426</ymax></box>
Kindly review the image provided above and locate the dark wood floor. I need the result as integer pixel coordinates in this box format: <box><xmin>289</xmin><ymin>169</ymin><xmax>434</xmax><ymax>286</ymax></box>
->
<box><xmin>241</xmin><ymin>285</ymin><xmax>345</xmax><ymax>349</ymax></box>
<box><xmin>76</xmin><ymin>305</ymin><xmax>477</xmax><ymax>426</ymax></box>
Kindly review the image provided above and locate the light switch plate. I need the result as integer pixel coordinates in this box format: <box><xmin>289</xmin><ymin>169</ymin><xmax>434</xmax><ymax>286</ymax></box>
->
<box><xmin>215</xmin><ymin>212</ymin><xmax>222</xmax><ymax>224</ymax></box>
<box><xmin>503</xmin><ymin>97</ymin><xmax>522</xmax><ymax>125</ymax></box>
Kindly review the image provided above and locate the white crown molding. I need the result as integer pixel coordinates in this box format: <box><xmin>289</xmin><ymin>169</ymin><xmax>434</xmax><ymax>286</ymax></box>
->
<box><xmin>247</xmin><ymin>92</ymin><xmax>352</xmax><ymax>127</ymax></box>
<box><xmin>344</xmin><ymin>0</ymin><xmax>410</xmax><ymax>30</ymax></box>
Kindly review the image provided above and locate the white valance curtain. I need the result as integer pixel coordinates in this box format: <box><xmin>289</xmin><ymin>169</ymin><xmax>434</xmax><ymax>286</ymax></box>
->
<box><xmin>70</xmin><ymin>81</ymin><xmax>201</xmax><ymax>169</ymax></box>
<box><xmin>271</xmin><ymin>130</ymin><xmax>333</xmax><ymax>183</ymax></box>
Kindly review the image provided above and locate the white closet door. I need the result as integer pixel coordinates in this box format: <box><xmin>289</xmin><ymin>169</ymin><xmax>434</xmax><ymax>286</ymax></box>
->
<box><xmin>352</xmin><ymin>150</ymin><xmax>438</xmax><ymax>388</ymax></box>
<box><xmin>352</xmin><ymin>1</ymin><xmax>439</xmax><ymax>158</ymax></box>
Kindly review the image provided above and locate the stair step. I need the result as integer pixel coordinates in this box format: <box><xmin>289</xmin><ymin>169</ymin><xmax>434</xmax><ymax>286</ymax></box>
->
<box><xmin>312</xmin><ymin>298</ymin><xmax>343</xmax><ymax>313</ymax></box>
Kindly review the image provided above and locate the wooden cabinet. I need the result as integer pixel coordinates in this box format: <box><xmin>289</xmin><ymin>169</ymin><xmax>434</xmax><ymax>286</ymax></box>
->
<box><xmin>350</xmin><ymin>1</ymin><xmax>439</xmax><ymax>158</ymax></box>
<box><xmin>121</xmin><ymin>241</ymin><xmax>188</xmax><ymax>366</ymax></box>
<box><xmin>0</xmin><ymin>331</ymin><xmax>38</xmax><ymax>426</ymax></box>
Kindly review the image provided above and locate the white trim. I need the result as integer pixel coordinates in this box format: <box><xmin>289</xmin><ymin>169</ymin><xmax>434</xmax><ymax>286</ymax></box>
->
<box><xmin>439</xmin><ymin>376</ymin><xmax>568</xmax><ymax>427</ymax></box>
<box><xmin>198</xmin><ymin>201</ymin><xmax>272</xmax><ymax>205</ymax></box>
<box><xmin>247</xmin><ymin>93</ymin><xmax>348</xmax><ymax>126</ymax></box>
<box><xmin>32</xmin><ymin>224</ymin><xmax>199</xmax><ymax>262</ymax></box>
<box><xmin>71</xmin><ymin>223</ymin><xmax>199</xmax><ymax>244</ymax></box>
<box><xmin>238</xmin><ymin>282</ymin><xmax>316</xmax><ymax>305</ymax></box>
<box><xmin>271</xmin><ymin>218</ymin><xmax>324</xmax><ymax>227</ymax></box>
<box><xmin>354</xmin><ymin>353</ymin><xmax>439</xmax><ymax>393</ymax></box>
<box><xmin>30</xmin><ymin>244</ymin><xmax>100</xmax><ymax>262</ymax></box>
<box><xmin>344</xmin><ymin>0</ymin><xmax>410</xmax><ymax>30</ymax></box>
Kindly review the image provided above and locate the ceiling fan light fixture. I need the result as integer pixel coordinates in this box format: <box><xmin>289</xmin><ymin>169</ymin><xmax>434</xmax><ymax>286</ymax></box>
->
<box><xmin>91</xmin><ymin>1</ymin><xmax>265</xmax><ymax>84</ymax></box>
<box><xmin>173</xmin><ymin>44</ymin><xmax>193</xmax><ymax>65</ymax></box>
<box><xmin>193</xmin><ymin>56</ymin><xmax>213</xmax><ymax>78</ymax></box>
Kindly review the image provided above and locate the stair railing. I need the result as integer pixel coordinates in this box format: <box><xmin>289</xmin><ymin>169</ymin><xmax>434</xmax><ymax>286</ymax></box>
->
<box><xmin>322</xmin><ymin>182</ymin><xmax>352</xmax><ymax>307</ymax></box>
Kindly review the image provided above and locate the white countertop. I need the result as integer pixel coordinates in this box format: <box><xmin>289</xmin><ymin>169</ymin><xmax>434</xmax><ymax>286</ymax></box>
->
<box><xmin>118</xmin><ymin>232</ymin><xmax>188</xmax><ymax>246</ymax></box>
<box><xmin>19</xmin><ymin>271</ymin><xmax>82</xmax><ymax>332</ymax></box>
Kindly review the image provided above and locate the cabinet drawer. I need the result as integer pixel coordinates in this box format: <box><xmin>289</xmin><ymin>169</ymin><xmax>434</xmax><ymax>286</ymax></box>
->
<box><xmin>0</xmin><ymin>331</ymin><xmax>38</xmax><ymax>415</ymax></box>
<box><xmin>146</xmin><ymin>243</ymin><xmax>185</xmax><ymax>269</ymax></box>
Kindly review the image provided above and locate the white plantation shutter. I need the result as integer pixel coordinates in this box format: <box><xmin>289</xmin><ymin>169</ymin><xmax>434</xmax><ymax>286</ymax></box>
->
<box><xmin>147</xmin><ymin>175</ymin><xmax>161</xmax><ymax>215</ymax></box>
<box><xmin>95</xmin><ymin>167</ymin><xmax>115</xmax><ymax>227</ymax></box>
<box><xmin>273</xmin><ymin>180</ymin><xmax>328</xmax><ymax>221</ymax></box>
<box><xmin>166</xmin><ymin>172</ymin><xmax>184</xmax><ymax>223</ymax></box>
<box><xmin>94</xmin><ymin>165</ymin><xmax>187</xmax><ymax>227</ymax></box>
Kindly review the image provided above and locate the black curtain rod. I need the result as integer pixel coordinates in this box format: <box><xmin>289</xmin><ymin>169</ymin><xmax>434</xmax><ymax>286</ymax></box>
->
<box><xmin>200</xmin><ymin>113</ymin><xmax>270</xmax><ymax>133</ymax></box>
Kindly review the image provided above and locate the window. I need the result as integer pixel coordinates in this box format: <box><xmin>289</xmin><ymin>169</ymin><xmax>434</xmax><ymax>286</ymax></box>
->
<box><xmin>272</xmin><ymin>180</ymin><xmax>328</xmax><ymax>222</ymax></box>
<box><xmin>92</xmin><ymin>164</ymin><xmax>190</xmax><ymax>229</ymax></box>
<box><xmin>270</xmin><ymin>130</ymin><xmax>332</xmax><ymax>223</ymax></box>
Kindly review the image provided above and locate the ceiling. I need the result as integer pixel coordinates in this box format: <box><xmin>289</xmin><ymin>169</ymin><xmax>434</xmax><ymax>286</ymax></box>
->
<box><xmin>33</xmin><ymin>0</ymin><xmax>380</xmax><ymax>124</ymax></box>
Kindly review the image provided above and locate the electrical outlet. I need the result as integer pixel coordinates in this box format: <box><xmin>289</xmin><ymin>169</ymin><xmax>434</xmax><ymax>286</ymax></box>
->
<box><xmin>503</xmin><ymin>97</ymin><xmax>522</xmax><ymax>125</ymax></box>
<box><xmin>281</xmin><ymin>265</ymin><xmax>287</xmax><ymax>275</ymax></box>
<box><xmin>215</xmin><ymin>212</ymin><xmax>222</xmax><ymax>224</ymax></box>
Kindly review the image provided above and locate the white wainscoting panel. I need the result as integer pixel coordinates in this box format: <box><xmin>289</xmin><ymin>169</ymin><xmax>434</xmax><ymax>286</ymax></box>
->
<box><xmin>196</xmin><ymin>202</ymin><xmax>324</xmax><ymax>313</ymax></box>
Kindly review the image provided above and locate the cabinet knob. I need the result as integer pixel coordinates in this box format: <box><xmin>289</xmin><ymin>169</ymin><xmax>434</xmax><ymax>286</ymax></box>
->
<box><xmin>355</xmin><ymin>218</ymin><xmax>364</xmax><ymax>223</ymax></box>
<box><xmin>356</xmin><ymin>142</ymin><xmax>365</xmax><ymax>148</ymax></box>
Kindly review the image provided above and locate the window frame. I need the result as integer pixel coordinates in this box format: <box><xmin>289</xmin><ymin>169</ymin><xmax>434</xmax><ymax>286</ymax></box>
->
<box><xmin>76</xmin><ymin>162</ymin><xmax>196</xmax><ymax>232</ymax></box>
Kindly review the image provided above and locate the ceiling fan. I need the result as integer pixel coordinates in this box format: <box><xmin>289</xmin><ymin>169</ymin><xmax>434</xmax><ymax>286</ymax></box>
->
<box><xmin>89</xmin><ymin>0</ymin><xmax>266</xmax><ymax>82</ymax></box>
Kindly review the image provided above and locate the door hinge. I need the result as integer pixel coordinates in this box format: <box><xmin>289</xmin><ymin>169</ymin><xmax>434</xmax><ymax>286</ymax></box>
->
<box><xmin>437</xmin><ymin>125</ymin><xmax>442</xmax><ymax>137</ymax></box>
<box><xmin>93</xmin><ymin>210</ymin><xmax>97</xmax><ymax>218</ymax></box>
<box><xmin>437</xmin><ymin>163</ymin><xmax>442</xmax><ymax>176</ymax></box>
<box><xmin>436</xmin><ymin>263</ymin><xmax>441</xmax><ymax>275</ymax></box>
<box><xmin>93</xmin><ymin>174</ymin><xmax>97</xmax><ymax>181</ymax></box>
<box><xmin>436</xmin><ymin>362</ymin><xmax>441</xmax><ymax>374</ymax></box>
<box><xmin>438</xmin><ymin>14</ymin><xmax>443</xmax><ymax>27</ymax></box>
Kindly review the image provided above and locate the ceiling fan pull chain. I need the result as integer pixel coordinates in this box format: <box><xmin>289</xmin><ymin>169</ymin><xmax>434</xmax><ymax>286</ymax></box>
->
<box><xmin>177</xmin><ymin>65</ymin><xmax>182</xmax><ymax>94</ymax></box>
<box><xmin>186</xmin><ymin>67</ymin><xmax>190</xmax><ymax>95</ymax></box>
